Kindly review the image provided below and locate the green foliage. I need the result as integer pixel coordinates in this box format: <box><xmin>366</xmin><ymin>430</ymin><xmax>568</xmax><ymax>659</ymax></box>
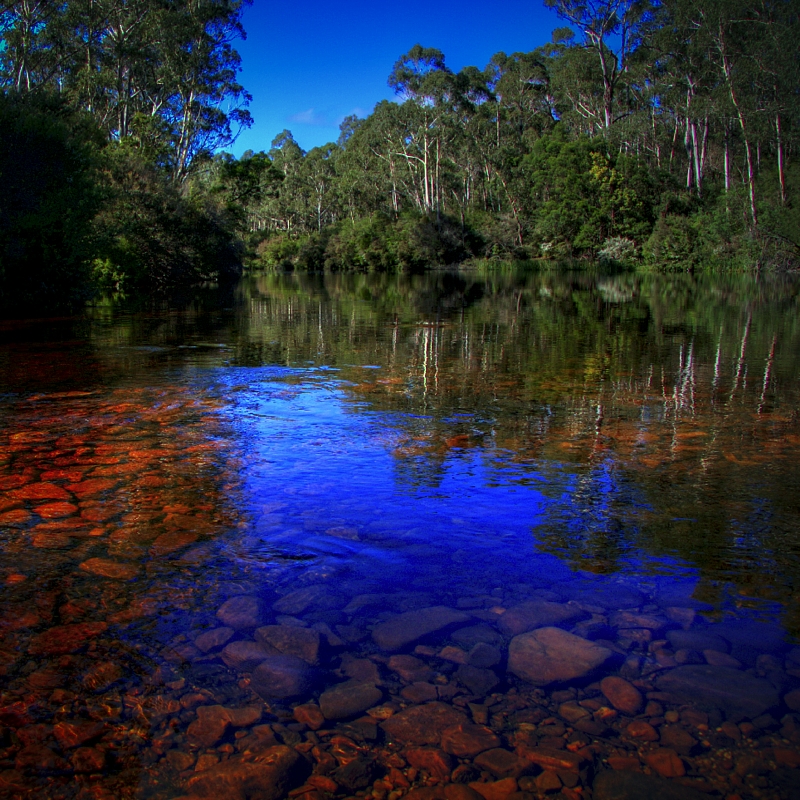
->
<box><xmin>251</xmin><ymin>213</ymin><xmax>473</xmax><ymax>273</ymax></box>
<box><xmin>92</xmin><ymin>144</ymin><xmax>242</xmax><ymax>296</ymax></box>
<box><xmin>0</xmin><ymin>93</ymin><xmax>103</xmax><ymax>313</ymax></box>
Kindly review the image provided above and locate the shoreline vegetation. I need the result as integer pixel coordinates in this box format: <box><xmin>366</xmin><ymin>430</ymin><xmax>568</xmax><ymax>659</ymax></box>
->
<box><xmin>0</xmin><ymin>1</ymin><xmax>798</xmax><ymax>314</ymax></box>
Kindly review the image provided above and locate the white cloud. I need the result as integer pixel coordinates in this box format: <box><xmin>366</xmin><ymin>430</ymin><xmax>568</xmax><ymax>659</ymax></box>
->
<box><xmin>288</xmin><ymin>108</ymin><xmax>328</xmax><ymax>125</ymax></box>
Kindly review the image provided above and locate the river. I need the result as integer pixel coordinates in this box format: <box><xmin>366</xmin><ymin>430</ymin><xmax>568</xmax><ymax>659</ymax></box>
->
<box><xmin>1</xmin><ymin>268</ymin><xmax>799</xmax><ymax>799</ymax></box>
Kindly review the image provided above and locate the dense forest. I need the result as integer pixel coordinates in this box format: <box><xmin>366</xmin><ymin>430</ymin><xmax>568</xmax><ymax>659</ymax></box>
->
<box><xmin>0</xmin><ymin>0</ymin><xmax>798</xmax><ymax>312</ymax></box>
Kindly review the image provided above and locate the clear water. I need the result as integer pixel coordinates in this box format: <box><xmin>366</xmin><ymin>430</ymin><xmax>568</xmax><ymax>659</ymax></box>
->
<box><xmin>1</xmin><ymin>268</ymin><xmax>799</xmax><ymax>799</ymax></box>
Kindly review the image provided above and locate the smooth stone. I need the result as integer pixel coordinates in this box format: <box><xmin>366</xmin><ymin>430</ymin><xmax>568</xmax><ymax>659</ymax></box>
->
<box><xmin>382</xmin><ymin>701</ymin><xmax>468</xmax><ymax>745</ymax></box>
<box><xmin>318</xmin><ymin>681</ymin><xmax>383</xmax><ymax>720</ymax></box>
<box><xmin>78</xmin><ymin>557</ymin><xmax>138</xmax><ymax>580</ymax></box>
<box><xmin>220</xmin><ymin>640</ymin><xmax>274</xmax><ymax>672</ymax></box>
<box><xmin>388</xmin><ymin>654</ymin><xmax>434</xmax><ymax>682</ymax></box>
<box><xmin>255</xmin><ymin>625</ymin><xmax>322</xmax><ymax>665</ymax></box>
<box><xmin>216</xmin><ymin>596</ymin><xmax>266</xmax><ymax>631</ymax></box>
<box><xmin>451</xmin><ymin>624</ymin><xmax>505</xmax><ymax>649</ymax></box>
<box><xmin>373</xmin><ymin>606</ymin><xmax>471</xmax><ymax>651</ymax></box>
<box><xmin>600</xmin><ymin>676</ymin><xmax>643</xmax><ymax>715</ymax></box>
<box><xmin>656</xmin><ymin>665</ymin><xmax>780</xmax><ymax>721</ymax></box>
<box><xmin>703</xmin><ymin>649</ymin><xmax>741</xmax><ymax>668</ymax></box>
<box><xmin>610</xmin><ymin>611</ymin><xmax>667</xmax><ymax>631</ymax></box>
<box><xmin>497</xmin><ymin>600</ymin><xmax>584</xmax><ymax>636</ymax></box>
<box><xmin>334</xmin><ymin>756</ymin><xmax>379</xmax><ymax>792</ymax></box>
<box><xmin>666</xmin><ymin>629</ymin><xmax>729</xmax><ymax>654</ymax></box>
<box><xmin>441</xmin><ymin>723</ymin><xmax>501</xmax><ymax>757</ymax></box>
<box><xmin>195</xmin><ymin>627</ymin><xmax>234</xmax><ymax>653</ymax></box>
<box><xmin>456</xmin><ymin>664</ymin><xmax>499</xmax><ymax>696</ymax></box>
<box><xmin>508</xmin><ymin>627</ymin><xmax>613</xmax><ymax>685</ymax></box>
<box><xmin>250</xmin><ymin>655</ymin><xmax>314</xmax><ymax>700</ymax></box>
<box><xmin>185</xmin><ymin>745</ymin><xmax>307</xmax><ymax>800</ymax></box>
<box><xmin>273</xmin><ymin>585</ymin><xmax>337</xmax><ymax>615</ymax></box>
<box><xmin>468</xmin><ymin>642</ymin><xmax>502</xmax><ymax>668</ymax></box>
<box><xmin>593</xmin><ymin>770</ymin><xmax>707</xmax><ymax>800</ymax></box>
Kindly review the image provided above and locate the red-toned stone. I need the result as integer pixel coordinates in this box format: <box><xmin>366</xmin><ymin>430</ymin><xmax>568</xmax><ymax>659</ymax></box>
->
<box><xmin>441</xmin><ymin>723</ymin><xmax>501</xmax><ymax>757</ymax></box>
<box><xmin>79</xmin><ymin>558</ymin><xmax>138</xmax><ymax>580</ymax></box>
<box><xmin>71</xmin><ymin>746</ymin><xmax>106</xmax><ymax>772</ymax></box>
<box><xmin>467</xmin><ymin>777</ymin><xmax>519</xmax><ymax>800</ymax></box>
<box><xmin>187</xmin><ymin>705</ymin><xmax>231</xmax><ymax>748</ymax></box>
<box><xmin>54</xmin><ymin>720</ymin><xmax>105</xmax><ymax>749</ymax></box>
<box><xmin>474</xmin><ymin>748</ymin><xmax>530</xmax><ymax>779</ymax></box>
<box><xmin>35</xmin><ymin>501</ymin><xmax>78</xmax><ymax>519</ymax></box>
<box><xmin>11</xmin><ymin>482</ymin><xmax>71</xmax><ymax>501</ymax></box>
<box><xmin>0</xmin><ymin>769</ymin><xmax>27</xmax><ymax>792</ymax></box>
<box><xmin>186</xmin><ymin>745</ymin><xmax>307</xmax><ymax>800</ymax></box>
<box><xmin>625</xmin><ymin>720</ymin><xmax>659</xmax><ymax>742</ymax></box>
<box><xmin>443</xmin><ymin>787</ymin><xmax>484</xmax><ymax>800</ymax></box>
<box><xmin>388</xmin><ymin>654</ymin><xmax>434</xmax><ymax>682</ymax></box>
<box><xmin>0</xmin><ymin>509</ymin><xmax>31</xmax><ymax>525</ymax></box>
<box><xmin>0</xmin><ymin>702</ymin><xmax>34</xmax><ymax>728</ymax></box>
<box><xmin>644</xmin><ymin>748</ymin><xmax>685</xmax><ymax>778</ymax></box>
<box><xmin>150</xmin><ymin>529</ymin><xmax>198</xmax><ymax>556</ymax></box>
<box><xmin>28</xmin><ymin>622</ymin><xmax>108</xmax><ymax>655</ymax></box>
<box><xmin>15</xmin><ymin>744</ymin><xmax>69</xmax><ymax>771</ymax></box>
<box><xmin>608</xmin><ymin>755</ymin><xmax>642</xmax><ymax>771</ymax></box>
<box><xmin>600</xmin><ymin>676</ymin><xmax>644</xmax><ymax>715</ymax></box>
<box><xmin>0</xmin><ymin>609</ymin><xmax>41</xmax><ymax>632</ymax></box>
<box><xmin>401</xmin><ymin>682</ymin><xmax>439</xmax><ymax>703</ymax></box>
<box><xmin>31</xmin><ymin>532</ymin><xmax>69</xmax><ymax>549</ymax></box>
<box><xmin>382</xmin><ymin>702</ymin><xmax>468</xmax><ymax>746</ymax></box>
<box><xmin>294</xmin><ymin>703</ymin><xmax>325</xmax><ymax>730</ymax></box>
<box><xmin>774</xmin><ymin>748</ymin><xmax>800</xmax><ymax>768</ymax></box>
<box><xmin>515</xmin><ymin>745</ymin><xmax>586</xmax><ymax>774</ymax></box>
<box><xmin>66</xmin><ymin>478</ymin><xmax>117</xmax><ymax>498</ymax></box>
<box><xmin>405</xmin><ymin>747</ymin><xmax>453</xmax><ymax>781</ymax></box>
<box><xmin>0</xmin><ymin>475</ymin><xmax>31</xmax><ymax>490</ymax></box>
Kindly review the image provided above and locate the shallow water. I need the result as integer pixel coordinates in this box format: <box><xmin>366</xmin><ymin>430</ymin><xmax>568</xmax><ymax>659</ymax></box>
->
<box><xmin>1</xmin><ymin>269</ymin><xmax>800</xmax><ymax>800</ymax></box>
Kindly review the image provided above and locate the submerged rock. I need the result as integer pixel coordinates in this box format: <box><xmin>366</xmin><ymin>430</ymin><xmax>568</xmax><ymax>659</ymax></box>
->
<box><xmin>382</xmin><ymin>702</ymin><xmax>468</xmax><ymax>745</ymax></box>
<box><xmin>372</xmin><ymin>606</ymin><xmax>471</xmax><ymax>651</ymax></box>
<box><xmin>185</xmin><ymin>744</ymin><xmax>307</xmax><ymax>799</ymax></box>
<box><xmin>593</xmin><ymin>770</ymin><xmax>708</xmax><ymax>800</ymax></box>
<box><xmin>250</xmin><ymin>655</ymin><xmax>315</xmax><ymax>700</ymax></box>
<box><xmin>600</xmin><ymin>676</ymin><xmax>643</xmax><ymax>715</ymax></box>
<box><xmin>216</xmin><ymin>596</ymin><xmax>266</xmax><ymax>630</ymax></box>
<box><xmin>255</xmin><ymin>624</ymin><xmax>322</xmax><ymax>665</ymax></box>
<box><xmin>319</xmin><ymin>681</ymin><xmax>383</xmax><ymax>720</ymax></box>
<box><xmin>508</xmin><ymin>627</ymin><xmax>613</xmax><ymax>685</ymax></box>
<box><xmin>656</xmin><ymin>665</ymin><xmax>780</xmax><ymax>721</ymax></box>
<box><xmin>498</xmin><ymin>600</ymin><xmax>584</xmax><ymax>636</ymax></box>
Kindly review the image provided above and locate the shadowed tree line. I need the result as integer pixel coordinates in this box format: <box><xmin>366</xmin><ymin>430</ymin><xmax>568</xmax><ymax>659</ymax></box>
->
<box><xmin>212</xmin><ymin>0</ymin><xmax>799</xmax><ymax>274</ymax></box>
<box><xmin>0</xmin><ymin>0</ymin><xmax>251</xmax><ymax>312</ymax></box>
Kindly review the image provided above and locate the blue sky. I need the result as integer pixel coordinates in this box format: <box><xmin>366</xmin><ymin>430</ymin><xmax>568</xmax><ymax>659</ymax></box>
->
<box><xmin>232</xmin><ymin>0</ymin><xmax>563</xmax><ymax>156</ymax></box>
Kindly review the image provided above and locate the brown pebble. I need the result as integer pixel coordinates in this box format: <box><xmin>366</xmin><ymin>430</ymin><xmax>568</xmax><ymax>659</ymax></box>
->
<box><xmin>294</xmin><ymin>703</ymin><xmax>325</xmax><ymax>730</ymax></box>
<box><xmin>624</xmin><ymin>720</ymin><xmax>659</xmax><ymax>742</ymax></box>
<box><xmin>644</xmin><ymin>748</ymin><xmax>685</xmax><ymax>778</ymax></box>
<box><xmin>600</xmin><ymin>676</ymin><xmax>643</xmax><ymax>715</ymax></box>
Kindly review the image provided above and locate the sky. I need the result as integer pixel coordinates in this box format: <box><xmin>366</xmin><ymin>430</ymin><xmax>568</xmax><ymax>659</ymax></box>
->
<box><xmin>231</xmin><ymin>0</ymin><xmax>564</xmax><ymax>157</ymax></box>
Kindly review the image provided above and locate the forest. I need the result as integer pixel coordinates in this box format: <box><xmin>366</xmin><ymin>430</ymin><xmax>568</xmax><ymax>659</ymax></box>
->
<box><xmin>0</xmin><ymin>0</ymin><xmax>798</xmax><ymax>312</ymax></box>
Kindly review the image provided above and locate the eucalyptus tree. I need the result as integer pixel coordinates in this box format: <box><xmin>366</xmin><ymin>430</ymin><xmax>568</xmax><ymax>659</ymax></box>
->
<box><xmin>388</xmin><ymin>45</ymin><xmax>455</xmax><ymax>216</ymax></box>
<box><xmin>544</xmin><ymin>0</ymin><xmax>660</xmax><ymax>129</ymax></box>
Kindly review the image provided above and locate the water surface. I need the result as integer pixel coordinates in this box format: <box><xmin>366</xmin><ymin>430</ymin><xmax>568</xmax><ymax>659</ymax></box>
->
<box><xmin>1</xmin><ymin>269</ymin><xmax>799</xmax><ymax>799</ymax></box>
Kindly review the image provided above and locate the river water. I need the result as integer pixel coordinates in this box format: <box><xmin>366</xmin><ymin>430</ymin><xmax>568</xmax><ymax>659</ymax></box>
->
<box><xmin>1</xmin><ymin>269</ymin><xmax>799</xmax><ymax>800</ymax></box>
